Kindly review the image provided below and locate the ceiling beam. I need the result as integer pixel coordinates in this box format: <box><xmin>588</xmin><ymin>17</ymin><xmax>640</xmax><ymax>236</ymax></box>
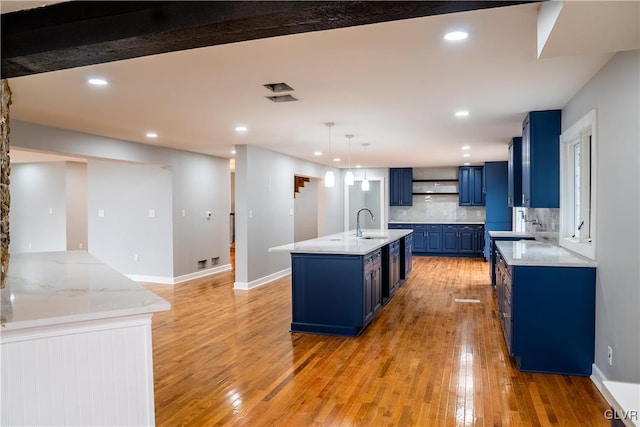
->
<box><xmin>2</xmin><ymin>1</ymin><xmax>538</xmax><ymax>79</ymax></box>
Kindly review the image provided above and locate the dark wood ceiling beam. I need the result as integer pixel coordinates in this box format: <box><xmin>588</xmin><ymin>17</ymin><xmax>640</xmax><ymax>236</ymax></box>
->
<box><xmin>2</xmin><ymin>1</ymin><xmax>538</xmax><ymax>79</ymax></box>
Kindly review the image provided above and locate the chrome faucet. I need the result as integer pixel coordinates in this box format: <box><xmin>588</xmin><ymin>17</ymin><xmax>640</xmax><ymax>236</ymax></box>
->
<box><xmin>356</xmin><ymin>208</ymin><xmax>375</xmax><ymax>237</ymax></box>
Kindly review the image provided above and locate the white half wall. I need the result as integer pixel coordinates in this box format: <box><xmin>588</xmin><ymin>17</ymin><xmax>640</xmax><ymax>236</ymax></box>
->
<box><xmin>562</xmin><ymin>50</ymin><xmax>640</xmax><ymax>382</ymax></box>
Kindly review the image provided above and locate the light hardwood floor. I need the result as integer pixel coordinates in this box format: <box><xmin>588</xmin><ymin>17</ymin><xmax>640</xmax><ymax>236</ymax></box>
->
<box><xmin>145</xmin><ymin>255</ymin><xmax>610</xmax><ymax>426</ymax></box>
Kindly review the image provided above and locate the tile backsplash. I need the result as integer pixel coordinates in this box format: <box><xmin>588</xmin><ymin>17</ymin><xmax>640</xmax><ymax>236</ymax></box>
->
<box><xmin>522</xmin><ymin>207</ymin><xmax>560</xmax><ymax>244</ymax></box>
<box><xmin>390</xmin><ymin>195</ymin><xmax>486</xmax><ymax>223</ymax></box>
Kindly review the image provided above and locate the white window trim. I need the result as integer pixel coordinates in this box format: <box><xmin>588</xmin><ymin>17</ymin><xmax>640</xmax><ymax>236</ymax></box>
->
<box><xmin>559</xmin><ymin>109</ymin><xmax>597</xmax><ymax>260</ymax></box>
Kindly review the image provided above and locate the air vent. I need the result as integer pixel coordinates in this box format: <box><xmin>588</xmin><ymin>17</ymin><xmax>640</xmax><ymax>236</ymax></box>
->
<box><xmin>263</xmin><ymin>82</ymin><xmax>294</xmax><ymax>93</ymax></box>
<box><xmin>265</xmin><ymin>94</ymin><xmax>298</xmax><ymax>103</ymax></box>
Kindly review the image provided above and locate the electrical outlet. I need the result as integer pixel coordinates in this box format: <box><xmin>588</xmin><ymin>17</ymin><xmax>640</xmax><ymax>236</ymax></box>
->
<box><xmin>607</xmin><ymin>346</ymin><xmax>613</xmax><ymax>366</ymax></box>
<box><xmin>134</xmin><ymin>254</ymin><xmax>139</xmax><ymax>262</ymax></box>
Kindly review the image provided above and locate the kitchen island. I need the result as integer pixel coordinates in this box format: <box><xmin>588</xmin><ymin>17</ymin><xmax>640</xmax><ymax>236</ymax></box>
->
<box><xmin>270</xmin><ymin>229</ymin><xmax>413</xmax><ymax>337</ymax></box>
<box><xmin>1</xmin><ymin>251</ymin><xmax>170</xmax><ymax>426</ymax></box>
<box><xmin>495</xmin><ymin>240</ymin><xmax>597</xmax><ymax>375</ymax></box>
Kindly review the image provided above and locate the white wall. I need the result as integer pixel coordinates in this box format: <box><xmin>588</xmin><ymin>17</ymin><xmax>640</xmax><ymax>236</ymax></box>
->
<box><xmin>9</xmin><ymin>162</ymin><xmax>67</xmax><ymax>253</ymax></box>
<box><xmin>234</xmin><ymin>145</ymin><xmax>343</xmax><ymax>288</ymax></box>
<box><xmin>562</xmin><ymin>50</ymin><xmax>639</xmax><ymax>382</ymax></box>
<box><xmin>87</xmin><ymin>160</ymin><xmax>174</xmax><ymax>279</ymax></box>
<box><xmin>10</xmin><ymin>121</ymin><xmax>231</xmax><ymax>281</ymax></box>
<box><xmin>65</xmin><ymin>162</ymin><xmax>88</xmax><ymax>251</ymax></box>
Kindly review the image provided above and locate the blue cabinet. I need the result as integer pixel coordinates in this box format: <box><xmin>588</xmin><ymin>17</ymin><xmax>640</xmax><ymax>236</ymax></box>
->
<box><xmin>381</xmin><ymin>240</ymin><xmax>401</xmax><ymax>304</ymax></box>
<box><xmin>400</xmin><ymin>233</ymin><xmax>413</xmax><ymax>282</ymax></box>
<box><xmin>521</xmin><ymin>110</ymin><xmax>561</xmax><ymax>208</ymax></box>
<box><xmin>389</xmin><ymin>168</ymin><xmax>413</xmax><ymax>206</ymax></box>
<box><xmin>495</xmin><ymin>250</ymin><xmax>596</xmax><ymax>375</ymax></box>
<box><xmin>424</xmin><ymin>224</ymin><xmax>443</xmax><ymax>253</ymax></box>
<box><xmin>484</xmin><ymin>161</ymin><xmax>513</xmax><ymax>259</ymax></box>
<box><xmin>443</xmin><ymin>224</ymin><xmax>459</xmax><ymax>253</ymax></box>
<box><xmin>507</xmin><ymin>137</ymin><xmax>522</xmax><ymax>207</ymax></box>
<box><xmin>459</xmin><ymin>166</ymin><xmax>485</xmax><ymax>206</ymax></box>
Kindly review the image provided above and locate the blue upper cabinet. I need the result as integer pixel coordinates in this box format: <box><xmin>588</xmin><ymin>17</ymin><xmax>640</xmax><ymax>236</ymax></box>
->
<box><xmin>458</xmin><ymin>166</ymin><xmax>485</xmax><ymax>206</ymax></box>
<box><xmin>389</xmin><ymin>168</ymin><xmax>413</xmax><ymax>206</ymax></box>
<box><xmin>521</xmin><ymin>110</ymin><xmax>561</xmax><ymax>208</ymax></box>
<box><xmin>507</xmin><ymin>137</ymin><xmax>522</xmax><ymax>207</ymax></box>
<box><xmin>485</xmin><ymin>162</ymin><xmax>511</xmax><ymax>224</ymax></box>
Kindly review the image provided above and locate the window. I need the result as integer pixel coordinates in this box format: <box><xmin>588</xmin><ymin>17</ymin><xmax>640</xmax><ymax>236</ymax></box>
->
<box><xmin>560</xmin><ymin>109</ymin><xmax>596</xmax><ymax>259</ymax></box>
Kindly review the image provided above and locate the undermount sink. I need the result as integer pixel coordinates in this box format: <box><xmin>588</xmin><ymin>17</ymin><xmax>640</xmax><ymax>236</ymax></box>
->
<box><xmin>359</xmin><ymin>234</ymin><xmax>389</xmax><ymax>240</ymax></box>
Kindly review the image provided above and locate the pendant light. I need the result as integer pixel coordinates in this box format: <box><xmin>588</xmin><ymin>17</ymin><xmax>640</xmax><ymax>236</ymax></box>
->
<box><xmin>345</xmin><ymin>134</ymin><xmax>354</xmax><ymax>186</ymax></box>
<box><xmin>361</xmin><ymin>143</ymin><xmax>370</xmax><ymax>192</ymax></box>
<box><xmin>324</xmin><ymin>122</ymin><xmax>335</xmax><ymax>188</ymax></box>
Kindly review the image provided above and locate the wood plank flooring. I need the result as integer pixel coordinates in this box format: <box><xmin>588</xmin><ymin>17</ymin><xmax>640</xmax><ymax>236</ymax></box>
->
<box><xmin>144</xmin><ymin>256</ymin><xmax>610</xmax><ymax>426</ymax></box>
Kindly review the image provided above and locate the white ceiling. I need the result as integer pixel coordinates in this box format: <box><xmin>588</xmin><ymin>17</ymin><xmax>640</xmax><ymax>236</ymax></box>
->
<box><xmin>7</xmin><ymin>1</ymin><xmax>639</xmax><ymax>168</ymax></box>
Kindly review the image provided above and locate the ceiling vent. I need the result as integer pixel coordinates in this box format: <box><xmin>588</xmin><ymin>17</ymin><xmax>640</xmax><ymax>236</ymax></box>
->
<box><xmin>265</xmin><ymin>94</ymin><xmax>298</xmax><ymax>103</ymax></box>
<box><xmin>263</xmin><ymin>82</ymin><xmax>294</xmax><ymax>93</ymax></box>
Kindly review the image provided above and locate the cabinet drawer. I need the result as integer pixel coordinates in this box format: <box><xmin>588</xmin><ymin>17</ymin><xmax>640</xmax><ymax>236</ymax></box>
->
<box><xmin>426</xmin><ymin>224</ymin><xmax>442</xmax><ymax>232</ymax></box>
<box><xmin>444</xmin><ymin>224</ymin><xmax>459</xmax><ymax>231</ymax></box>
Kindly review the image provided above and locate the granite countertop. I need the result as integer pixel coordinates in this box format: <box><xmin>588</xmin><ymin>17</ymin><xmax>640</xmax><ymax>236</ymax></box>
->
<box><xmin>1</xmin><ymin>251</ymin><xmax>171</xmax><ymax>331</ymax></box>
<box><xmin>488</xmin><ymin>231</ymin><xmax>535</xmax><ymax>238</ymax></box>
<box><xmin>495</xmin><ymin>240</ymin><xmax>597</xmax><ymax>268</ymax></box>
<box><xmin>269</xmin><ymin>229</ymin><xmax>412</xmax><ymax>255</ymax></box>
<box><xmin>388</xmin><ymin>221</ymin><xmax>485</xmax><ymax>225</ymax></box>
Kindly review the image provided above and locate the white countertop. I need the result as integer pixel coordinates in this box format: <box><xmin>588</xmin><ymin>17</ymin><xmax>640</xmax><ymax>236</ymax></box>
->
<box><xmin>495</xmin><ymin>240</ymin><xmax>597</xmax><ymax>268</ymax></box>
<box><xmin>389</xmin><ymin>221</ymin><xmax>485</xmax><ymax>225</ymax></box>
<box><xmin>1</xmin><ymin>251</ymin><xmax>170</xmax><ymax>331</ymax></box>
<box><xmin>269</xmin><ymin>229</ymin><xmax>412</xmax><ymax>255</ymax></box>
<box><xmin>602</xmin><ymin>381</ymin><xmax>640</xmax><ymax>427</ymax></box>
<box><xmin>488</xmin><ymin>231</ymin><xmax>534</xmax><ymax>238</ymax></box>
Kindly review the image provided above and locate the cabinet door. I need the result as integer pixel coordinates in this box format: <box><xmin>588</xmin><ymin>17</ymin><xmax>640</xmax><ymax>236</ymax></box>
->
<box><xmin>459</xmin><ymin>226</ymin><xmax>475</xmax><ymax>253</ymax></box>
<box><xmin>521</xmin><ymin>116</ymin><xmax>531</xmax><ymax>207</ymax></box>
<box><xmin>442</xmin><ymin>225</ymin><xmax>459</xmax><ymax>253</ymax></box>
<box><xmin>425</xmin><ymin>225</ymin><xmax>442</xmax><ymax>253</ymax></box>
<box><xmin>474</xmin><ymin>228</ymin><xmax>485</xmax><ymax>254</ymax></box>
<box><xmin>458</xmin><ymin>167</ymin><xmax>472</xmax><ymax>205</ymax></box>
<box><xmin>404</xmin><ymin>235</ymin><xmax>413</xmax><ymax>276</ymax></box>
<box><xmin>412</xmin><ymin>225</ymin><xmax>426</xmax><ymax>252</ymax></box>
<box><xmin>508</xmin><ymin>137</ymin><xmax>523</xmax><ymax>207</ymax></box>
<box><xmin>473</xmin><ymin>167</ymin><xmax>485</xmax><ymax>206</ymax></box>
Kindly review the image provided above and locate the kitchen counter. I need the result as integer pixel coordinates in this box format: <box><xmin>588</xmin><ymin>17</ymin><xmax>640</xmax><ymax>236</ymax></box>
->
<box><xmin>495</xmin><ymin>240</ymin><xmax>596</xmax><ymax>268</ymax></box>
<box><xmin>1</xmin><ymin>251</ymin><xmax>170</xmax><ymax>330</ymax></box>
<box><xmin>488</xmin><ymin>230</ymin><xmax>534</xmax><ymax>238</ymax></box>
<box><xmin>269</xmin><ymin>229</ymin><xmax>412</xmax><ymax>255</ymax></box>
<box><xmin>1</xmin><ymin>251</ymin><xmax>170</xmax><ymax>426</ymax></box>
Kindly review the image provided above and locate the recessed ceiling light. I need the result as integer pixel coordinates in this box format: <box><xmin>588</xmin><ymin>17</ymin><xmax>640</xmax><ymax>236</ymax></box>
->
<box><xmin>333</xmin><ymin>158</ymin><xmax>341</xmax><ymax>162</ymax></box>
<box><xmin>231</xmin><ymin>149</ymin><xmax>236</xmax><ymax>155</ymax></box>
<box><xmin>444</xmin><ymin>31</ymin><xmax>468</xmax><ymax>41</ymax></box>
<box><xmin>464</xmin><ymin>162</ymin><xmax>471</xmax><ymax>166</ymax></box>
<box><xmin>355</xmin><ymin>165</ymin><xmax>362</xmax><ymax>169</ymax></box>
<box><xmin>146</xmin><ymin>132</ymin><xmax>158</xmax><ymax>138</ymax></box>
<box><xmin>461</xmin><ymin>146</ymin><xmax>471</xmax><ymax>150</ymax></box>
<box><xmin>314</xmin><ymin>151</ymin><xmax>322</xmax><ymax>156</ymax></box>
<box><xmin>87</xmin><ymin>78</ymin><xmax>108</xmax><ymax>86</ymax></box>
<box><xmin>455</xmin><ymin>111</ymin><xmax>470</xmax><ymax>117</ymax></box>
<box><xmin>463</xmin><ymin>153</ymin><xmax>471</xmax><ymax>157</ymax></box>
<box><xmin>235</xmin><ymin>126</ymin><xmax>248</xmax><ymax>133</ymax></box>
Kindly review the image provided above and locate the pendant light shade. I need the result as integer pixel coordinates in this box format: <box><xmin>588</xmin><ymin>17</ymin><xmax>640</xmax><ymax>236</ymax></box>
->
<box><xmin>324</xmin><ymin>122</ymin><xmax>335</xmax><ymax>188</ymax></box>
<box><xmin>345</xmin><ymin>134</ymin><xmax>354</xmax><ymax>186</ymax></box>
<box><xmin>361</xmin><ymin>143</ymin><xmax>370</xmax><ymax>192</ymax></box>
<box><xmin>345</xmin><ymin>170</ymin><xmax>355</xmax><ymax>186</ymax></box>
<box><xmin>324</xmin><ymin>169</ymin><xmax>335</xmax><ymax>187</ymax></box>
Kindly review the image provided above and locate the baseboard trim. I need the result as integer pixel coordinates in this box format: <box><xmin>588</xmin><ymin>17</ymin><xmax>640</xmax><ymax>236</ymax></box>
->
<box><xmin>127</xmin><ymin>264</ymin><xmax>232</xmax><ymax>285</ymax></box>
<box><xmin>173</xmin><ymin>264</ymin><xmax>233</xmax><ymax>284</ymax></box>
<box><xmin>234</xmin><ymin>268</ymin><xmax>290</xmax><ymax>291</ymax></box>
<box><xmin>591</xmin><ymin>363</ymin><xmax>608</xmax><ymax>395</ymax></box>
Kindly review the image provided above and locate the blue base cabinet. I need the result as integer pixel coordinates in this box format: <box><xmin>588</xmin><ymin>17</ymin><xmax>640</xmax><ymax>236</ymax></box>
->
<box><xmin>399</xmin><ymin>233</ymin><xmax>413</xmax><ymax>282</ymax></box>
<box><xmin>489</xmin><ymin>235</ymin><xmax>534</xmax><ymax>286</ymax></box>
<box><xmin>496</xmin><ymin>251</ymin><xmax>596</xmax><ymax>376</ymax></box>
<box><xmin>389</xmin><ymin>223</ymin><xmax>484</xmax><ymax>257</ymax></box>
<box><xmin>381</xmin><ymin>240</ymin><xmax>401</xmax><ymax>305</ymax></box>
<box><xmin>291</xmin><ymin>251</ymin><xmax>382</xmax><ymax>337</ymax></box>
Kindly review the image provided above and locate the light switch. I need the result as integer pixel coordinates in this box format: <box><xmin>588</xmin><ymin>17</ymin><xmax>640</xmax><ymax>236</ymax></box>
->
<box><xmin>98</xmin><ymin>209</ymin><xmax>105</xmax><ymax>217</ymax></box>
<box><xmin>48</xmin><ymin>208</ymin><xmax>53</xmax><ymax>215</ymax></box>
<box><xmin>148</xmin><ymin>209</ymin><xmax>156</xmax><ymax>218</ymax></box>
<box><xmin>249</xmin><ymin>210</ymin><xmax>253</xmax><ymax>218</ymax></box>
<box><xmin>182</xmin><ymin>209</ymin><xmax>186</xmax><ymax>217</ymax></box>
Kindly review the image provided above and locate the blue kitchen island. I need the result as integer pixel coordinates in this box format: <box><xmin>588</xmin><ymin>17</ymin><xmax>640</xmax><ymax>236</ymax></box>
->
<box><xmin>269</xmin><ymin>229</ymin><xmax>413</xmax><ymax>337</ymax></box>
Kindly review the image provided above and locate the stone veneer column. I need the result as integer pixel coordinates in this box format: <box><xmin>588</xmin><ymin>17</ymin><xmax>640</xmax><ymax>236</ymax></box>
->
<box><xmin>1</xmin><ymin>80</ymin><xmax>11</xmax><ymax>289</ymax></box>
